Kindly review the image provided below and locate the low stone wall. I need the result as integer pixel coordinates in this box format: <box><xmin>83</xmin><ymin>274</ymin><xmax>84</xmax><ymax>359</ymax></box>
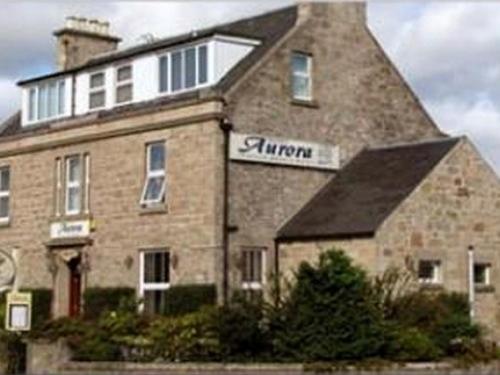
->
<box><xmin>57</xmin><ymin>361</ymin><xmax>500</xmax><ymax>375</ymax></box>
<box><xmin>26</xmin><ymin>339</ymin><xmax>70</xmax><ymax>375</ymax></box>
<box><xmin>26</xmin><ymin>340</ymin><xmax>500</xmax><ymax>375</ymax></box>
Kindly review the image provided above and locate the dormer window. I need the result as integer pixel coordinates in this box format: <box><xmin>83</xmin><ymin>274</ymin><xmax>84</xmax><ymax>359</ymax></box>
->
<box><xmin>89</xmin><ymin>71</ymin><xmax>106</xmax><ymax>110</ymax></box>
<box><xmin>159</xmin><ymin>44</ymin><xmax>209</xmax><ymax>94</ymax></box>
<box><xmin>27</xmin><ymin>79</ymin><xmax>66</xmax><ymax>123</ymax></box>
<box><xmin>115</xmin><ymin>65</ymin><xmax>133</xmax><ymax>104</ymax></box>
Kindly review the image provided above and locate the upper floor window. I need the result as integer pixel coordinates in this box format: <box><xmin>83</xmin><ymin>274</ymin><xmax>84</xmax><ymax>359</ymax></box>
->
<box><xmin>291</xmin><ymin>52</ymin><xmax>312</xmax><ymax>101</ymax></box>
<box><xmin>27</xmin><ymin>80</ymin><xmax>66</xmax><ymax>122</ymax></box>
<box><xmin>140</xmin><ymin>249</ymin><xmax>170</xmax><ymax>315</ymax></box>
<box><xmin>418</xmin><ymin>259</ymin><xmax>441</xmax><ymax>284</ymax></box>
<box><xmin>0</xmin><ymin>167</ymin><xmax>10</xmax><ymax>222</ymax></box>
<box><xmin>89</xmin><ymin>71</ymin><xmax>106</xmax><ymax>110</ymax></box>
<box><xmin>115</xmin><ymin>65</ymin><xmax>133</xmax><ymax>104</ymax></box>
<box><xmin>159</xmin><ymin>44</ymin><xmax>208</xmax><ymax>94</ymax></box>
<box><xmin>65</xmin><ymin>156</ymin><xmax>82</xmax><ymax>215</ymax></box>
<box><xmin>55</xmin><ymin>154</ymin><xmax>89</xmax><ymax>217</ymax></box>
<box><xmin>474</xmin><ymin>263</ymin><xmax>491</xmax><ymax>286</ymax></box>
<box><xmin>141</xmin><ymin>142</ymin><xmax>166</xmax><ymax>206</ymax></box>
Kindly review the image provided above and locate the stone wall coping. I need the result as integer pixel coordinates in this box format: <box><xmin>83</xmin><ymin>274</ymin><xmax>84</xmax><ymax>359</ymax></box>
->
<box><xmin>59</xmin><ymin>360</ymin><xmax>500</xmax><ymax>373</ymax></box>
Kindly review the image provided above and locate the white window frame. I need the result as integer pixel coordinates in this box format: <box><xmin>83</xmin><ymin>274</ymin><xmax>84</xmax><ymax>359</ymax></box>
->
<box><xmin>291</xmin><ymin>52</ymin><xmax>312</xmax><ymax>101</ymax></box>
<box><xmin>55</xmin><ymin>158</ymin><xmax>62</xmax><ymax>217</ymax></box>
<box><xmin>140</xmin><ymin>142</ymin><xmax>166</xmax><ymax>206</ymax></box>
<box><xmin>139</xmin><ymin>249</ymin><xmax>171</xmax><ymax>313</ymax></box>
<box><xmin>26</xmin><ymin>79</ymin><xmax>66</xmax><ymax>124</ymax></box>
<box><xmin>0</xmin><ymin>166</ymin><xmax>10</xmax><ymax>223</ymax></box>
<box><xmin>88</xmin><ymin>71</ymin><xmax>106</xmax><ymax>111</ymax></box>
<box><xmin>418</xmin><ymin>259</ymin><xmax>442</xmax><ymax>284</ymax></box>
<box><xmin>241</xmin><ymin>247</ymin><xmax>266</xmax><ymax>291</ymax></box>
<box><xmin>158</xmin><ymin>43</ymin><xmax>210</xmax><ymax>96</ymax></box>
<box><xmin>474</xmin><ymin>263</ymin><xmax>491</xmax><ymax>286</ymax></box>
<box><xmin>65</xmin><ymin>155</ymin><xmax>82</xmax><ymax>216</ymax></box>
<box><xmin>114</xmin><ymin>64</ymin><xmax>133</xmax><ymax>105</ymax></box>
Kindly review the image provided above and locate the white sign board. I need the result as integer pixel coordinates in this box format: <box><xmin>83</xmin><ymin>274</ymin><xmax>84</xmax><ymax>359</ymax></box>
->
<box><xmin>230</xmin><ymin>133</ymin><xmax>339</xmax><ymax>170</ymax></box>
<box><xmin>5</xmin><ymin>292</ymin><xmax>31</xmax><ymax>331</ymax></box>
<box><xmin>50</xmin><ymin>220</ymin><xmax>90</xmax><ymax>239</ymax></box>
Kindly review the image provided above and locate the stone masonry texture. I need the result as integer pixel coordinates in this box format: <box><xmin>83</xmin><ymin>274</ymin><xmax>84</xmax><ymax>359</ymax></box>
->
<box><xmin>224</xmin><ymin>3</ymin><xmax>444</xmax><ymax>294</ymax></box>
<box><xmin>279</xmin><ymin>138</ymin><xmax>500</xmax><ymax>339</ymax></box>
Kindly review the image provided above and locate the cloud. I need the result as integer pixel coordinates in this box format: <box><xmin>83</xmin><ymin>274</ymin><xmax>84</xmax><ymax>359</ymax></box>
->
<box><xmin>368</xmin><ymin>2</ymin><xmax>500</xmax><ymax>174</ymax></box>
<box><xmin>0</xmin><ymin>78</ymin><xmax>20</xmax><ymax>122</ymax></box>
<box><xmin>427</xmin><ymin>97</ymin><xmax>500</xmax><ymax>173</ymax></box>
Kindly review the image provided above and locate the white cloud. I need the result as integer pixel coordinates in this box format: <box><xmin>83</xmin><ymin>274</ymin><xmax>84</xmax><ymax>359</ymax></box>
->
<box><xmin>0</xmin><ymin>78</ymin><xmax>20</xmax><ymax>123</ymax></box>
<box><xmin>368</xmin><ymin>2</ymin><xmax>500</xmax><ymax>174</ymax></box>
<box><xmin>427</xmin><ymin>97</ymin><xmax>500</xmax><ymax>173</ymax></box>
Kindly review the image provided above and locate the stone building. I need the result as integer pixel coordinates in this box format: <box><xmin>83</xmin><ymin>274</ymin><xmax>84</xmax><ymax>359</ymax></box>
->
<box><xmin>0</xmin><ymin>2</ymin><xmax>496</xmax><ymax>333</ymax></box>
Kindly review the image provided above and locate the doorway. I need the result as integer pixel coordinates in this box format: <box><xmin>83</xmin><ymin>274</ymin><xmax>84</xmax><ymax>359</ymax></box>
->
<box><xmin>68</xmin><ymin>258</ymin><xmax>81</xmax><ymax>317</ymax></box>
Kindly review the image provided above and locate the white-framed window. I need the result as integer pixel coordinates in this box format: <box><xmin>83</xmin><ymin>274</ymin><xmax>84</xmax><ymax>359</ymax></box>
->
<box><xmin>418</xmin><ymin>260</ymin><xmax>442</xmax><ymax>284</ymax></box>
<box><xmin>474</xmin><ymin>263</ymin><xmax>491</xmax><ymax>286</ymax></box>
<box><xmin>159</xmin><ymin>44</ymin><xmax>208</xmax><ymax>94</ymax></box>
<box><xmin>65</xmin><ymin>155</ymin><xmax>82</xmax><ymax>215</ymax></box>
<box><xmin>0</xmin><ymin>167</ymin><xmax>10</xmax><ymax>222</ymax></box>
<box><xmin>291</xmin><ymin>52</ymin><xmax>312</xmax><ymax>101</ymax></box>
<box><xmin>27</xmin><ymin>79</ymin><xmax>66</xmax><ymax>123</ymax></box>
<box><xmin>89</xmin><ymin>71</ymin><xmax>106</xmax><ymax>110</ymax></box>
<box><xmin>241</xmin><ymin>247</ymin><xmax>266</xmax><ymax>299</ymax></box>
<box><xmin>141</xmin><ymin>142</ymin><xmax>166</xmax><ymax>206</ymax></box>
<box><xmin>115</xmin><ymin>65</ymin><xmax>133</xmax><ymax>104</ymax></box>
<box><xmin>139</xmin><ymin>249</ymin><xmax>170</xmax><ymax>315</ymax></box>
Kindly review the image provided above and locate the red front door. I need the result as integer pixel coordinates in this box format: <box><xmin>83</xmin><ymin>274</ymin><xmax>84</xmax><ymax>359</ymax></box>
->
<box><xmin>68</xmin><ymin>258</ymin><xmax>81</xmax><ymax>317</ymax></box>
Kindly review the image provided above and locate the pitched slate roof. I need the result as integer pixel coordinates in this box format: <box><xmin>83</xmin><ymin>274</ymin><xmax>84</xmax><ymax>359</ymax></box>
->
<box><xmin>18</xmin><ymin>6</ymin><xmax>297</xmax><ymax>85</ymax></box>
<box><xmin>277</xmin><ymin>137</ymin><xmax>460</xmax><ymax>241</ymax></box>
<box><xmin>1</xmin><ymin>6</ymin><xmax>298</xmax><ymax>138</ymax></box>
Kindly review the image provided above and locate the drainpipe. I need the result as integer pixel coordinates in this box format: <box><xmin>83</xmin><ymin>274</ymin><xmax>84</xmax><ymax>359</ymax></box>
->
<box><xmin>468</xmin><ymin>245</ymin><xmax>475</xmax><ymax>319</ymax></box>
<box><xmin>219</xmin><ymin>119</ymin><xmax>233</xmax><ymax>305</ymax></box>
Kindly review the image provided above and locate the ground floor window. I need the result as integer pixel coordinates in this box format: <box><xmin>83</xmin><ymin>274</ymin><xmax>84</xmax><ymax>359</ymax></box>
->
<box><xmin>418</xmin><ymin>259</ymin><xmax>441</xmax><ymax>284</ymax></box>
<box><xmin>474</xmin><ymin>263</ymin><xmax>491</xmax><ymax>286</ymax></box>
<box><xmin>241</xmin><ymin>247</ymin><xmax>266</xmax><ymax>300</ymax></box>
<box><xmin>140</xmin><ymin>249</ymin><xmax>170</xmax><ymax>315</ymax></box>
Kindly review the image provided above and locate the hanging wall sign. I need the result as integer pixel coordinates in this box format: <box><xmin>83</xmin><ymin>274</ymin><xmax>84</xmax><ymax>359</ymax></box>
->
<box><xmin>50</xmin><ymin>220</ymin><xmax>90</xmax><ymax>239</ymax></box>
<box><xmin>5</xmin><ymin>292</ymin><xmax>32</xmax><ymax>331</ymax></box>
<box><xmin>230</xmin><ymin>133</ymin><xmax>339</xmax><ymax>170</ymax></box>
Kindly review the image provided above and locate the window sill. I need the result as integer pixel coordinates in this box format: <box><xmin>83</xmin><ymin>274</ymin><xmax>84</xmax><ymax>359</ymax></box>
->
<box><xmin>475</xmin><ymin>284</ymin><xmax>495</xmax><ymax>294</ymax></box>
<box><xmin>139</xmin><ymin>205</ymin><xmax>168</xmax><ymax>216</ymax></box>
<box><xmin>0</xmin><ymin>219</ymin><xmax>11</xmax><ymax>228</ymax></box>
<box><xmin>290</xmin><ymin>98</ymin><xmax>319</xmax><ymax>109</ymax></box>
<box><xmin>419</xmin><ymin>282</ymin><xmax>444</xmax><ymax>291</ymax></box>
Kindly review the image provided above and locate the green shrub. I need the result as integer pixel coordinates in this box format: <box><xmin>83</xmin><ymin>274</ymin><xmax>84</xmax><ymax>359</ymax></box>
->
<box><xmin>387</xmin><ymin>327</ymin><xmax>441</xmax><ymax>362</ymax></box>
<box><xmin>21</xmin><ymin>288</ymin><xmax>52</xmax><ymax>328</ymax></box>
<box><xmin>147</xmin><ymin>306</ymin><xmax>220</xmax><ymax>361</ymax></box>
<box><xmin>218</xmin><ymin>294</ymin><xmax>270</xmax><ymax>361</ymax></box>
<box><xmin>160</xmin><ymin>284</ymin><xmax>216</xmax><ymax>316</ymax></box>
<box><xmin>83</xmin><ymin>287</ymin><xmax>136</xmax><ymax>319</ymax></box>
<box><xmin>271</xmin><ymin>249</ymin><xmax>387</xmax><ymax>361</ymax></box>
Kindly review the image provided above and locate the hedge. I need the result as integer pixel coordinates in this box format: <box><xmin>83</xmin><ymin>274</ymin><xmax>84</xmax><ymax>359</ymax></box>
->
<box><xmin>83</xmin><ymin>287</ymin><xmax>136</xmax><ymax>319</ymax></box>
<box><xmin>161</xmin><ymin>284</ymin><xmax>217</xmax><ymax>316</ymax></box>
<box><xmin>21</xmin><ymin>288</ymin><xmax>53</xmax><ymax>328</ymax></box>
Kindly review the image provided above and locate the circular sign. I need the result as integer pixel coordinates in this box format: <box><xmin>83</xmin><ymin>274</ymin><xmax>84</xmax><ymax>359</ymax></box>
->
<box><xmin>0</xmin><ymin>250</ymin><xmax>15</xmax><ymax>287</ymax></box>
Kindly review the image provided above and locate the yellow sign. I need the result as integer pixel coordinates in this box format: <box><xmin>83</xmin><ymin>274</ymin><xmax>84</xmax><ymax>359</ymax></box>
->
<box><xmin>5</xmin><ymin>292</ymin><xmax>32</xmax><ymax>331</ymax></box>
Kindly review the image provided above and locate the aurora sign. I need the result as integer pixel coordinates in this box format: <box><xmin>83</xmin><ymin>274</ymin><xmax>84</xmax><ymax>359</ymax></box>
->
<box><xmin>229</xmin><ymin>132</ymin><xmax>339</xmax><ymax>170</ymax></box>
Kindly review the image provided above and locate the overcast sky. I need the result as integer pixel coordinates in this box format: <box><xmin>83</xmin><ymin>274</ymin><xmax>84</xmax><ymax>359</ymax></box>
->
<box><xmin>1</xmin><ymin>1</ymin><xmax>499</xmax><ymax>173</ymax></box>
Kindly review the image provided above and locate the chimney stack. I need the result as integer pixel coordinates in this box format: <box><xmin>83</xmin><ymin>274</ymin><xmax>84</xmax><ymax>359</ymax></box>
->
<box><xmin>53</xmin><ymin>16</ymin><xmax>121</xmax><ymax>71</ymax></box>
